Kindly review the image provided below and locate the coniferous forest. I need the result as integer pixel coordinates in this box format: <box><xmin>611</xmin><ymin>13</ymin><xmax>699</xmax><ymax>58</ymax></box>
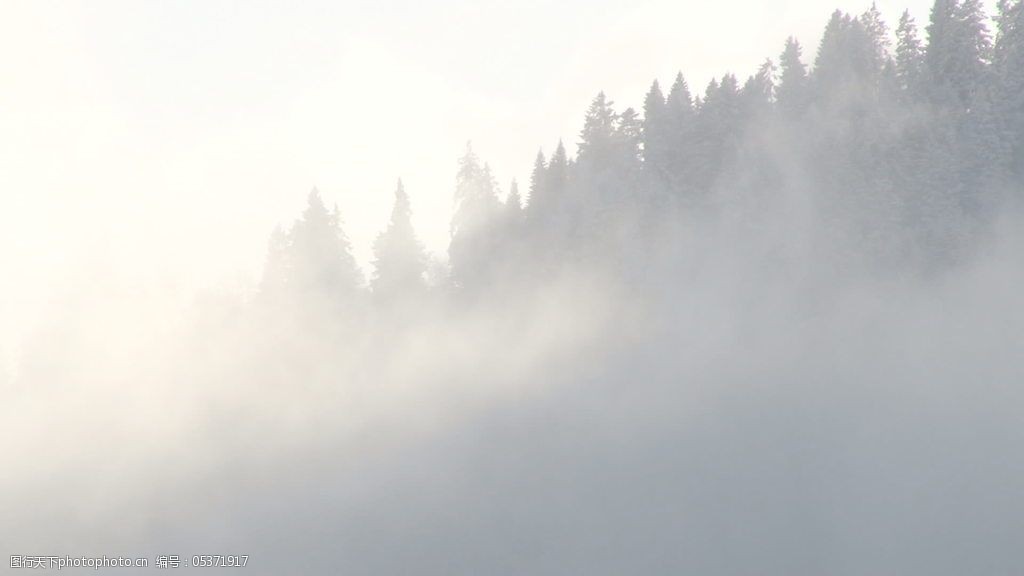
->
<box><xmin>263</xmin><ymin>0</ymin><xmax>1023</xmax><ymax>303</ymax></box>
<box><xmin>5</xmin><ymin>2</ymin><xmax>1024</xmax><ymax>575</ymax></box>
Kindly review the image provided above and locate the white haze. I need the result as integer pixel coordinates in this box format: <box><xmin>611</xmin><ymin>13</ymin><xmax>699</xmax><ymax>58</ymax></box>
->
<box><xmin>2</xmin><ymin>1</ymin><xmax>1023</xmax><ymax>575</ymax></box>
<box><xmin>0</xmin><ymin>0</ymin><xmax>996</xmax><ymax>352</ymax></box>
<box><xmin>3</xmin><ymin>217</ymin><xmax>1024</xmax><ymax>574</ymax></box>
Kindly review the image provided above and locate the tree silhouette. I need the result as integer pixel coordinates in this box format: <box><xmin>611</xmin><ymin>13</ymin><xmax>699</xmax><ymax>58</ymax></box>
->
<box><xmin>372</xmin><ymin>179</ymin><xmax>427</xmax><ymax>300</ymax></box>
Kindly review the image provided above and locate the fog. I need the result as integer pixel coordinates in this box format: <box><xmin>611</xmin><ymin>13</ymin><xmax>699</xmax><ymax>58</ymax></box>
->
<box><xmin>3</xmin><ymin>0</ymin><xmax>1024</xmax><ymax>574</ymax></box>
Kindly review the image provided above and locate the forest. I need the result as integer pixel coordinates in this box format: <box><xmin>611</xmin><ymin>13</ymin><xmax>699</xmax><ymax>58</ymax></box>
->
<box><xmin>259</xmin><ymin>0</ymin><xmax>1024</xmax><ymax>309</ymax></box>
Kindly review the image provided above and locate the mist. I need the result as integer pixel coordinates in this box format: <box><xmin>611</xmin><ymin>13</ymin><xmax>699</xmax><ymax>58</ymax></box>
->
<box><xmin>3</xmin><ymin>0</ymin><xmax>1024</xmax><ymax>574</ymax></box>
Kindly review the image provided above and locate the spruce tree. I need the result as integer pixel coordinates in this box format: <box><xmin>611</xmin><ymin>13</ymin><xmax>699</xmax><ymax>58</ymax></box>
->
<box><xmin>525</xmin><ymin>149</ymin><xmax>547</xmax><ymax>219</ymax></box>
<box><xmin>666</xmin><ymin>72</ymin><xmax>694</xmax><ymax>122</ymax></box>
<box><xmin>546</xmin><ymin>140</ymin><xmax>569</xmax><ymax>200</ymax></box>
<box><xmin>861</xmin><ymin>2</ymin><xmax>892</xmax><ymax>72</ymax></box>
<box><xmin>777</xmin><ymin>37</ymin><xmax>808</xmax><ymax>116</ymax></box>
<box><xmin>664</xmin><ymin>73</ymin><xmax>695</xmax><ymax>194</ymax></box>
<box><xmin>665</xmin><ymin>72</ymin><xmax>695</xmax><ymax>146</ymax></box>
<box><xmin>994</xmin><ymin>0</ymin><xmax>1024</xmax><ymax>67</ymax></box>
<box><xmin>642</xmin><ymin>80</ymin><xmax>669</xmax><ymax>170</ymax></box>
<box><xmin>288</xmin><ymin>188</ymin><xmax>361</xmax><ymax>297</ymax></box>
<box><xmin>741</xmin><ymin>59</ymin><xmax>776</xmax><ymax>119</ymax></box>
<box><xmin>926</xmin><ymin>0</ymin><xmax>960</xmax><ymax>84</ymax></box>
<box><xmin>617</xmin><ymin>107</ymin><xmax>642</xmax><ymax>162</ymax></box>
<box><xmin>692</xmin><ymin>76</ymin><xmax>741</xmax><ymax>195</ymax></box>
<box><xmin>449</xmin><ymin>144</ymin><xmax>502</xmax><ymax>289</ymax></box>
<box><xmin>506</xmin><ymin>179</ymin><xmax>523</xmax><ymax>215</ymax></box>
<box><xmin>994</xmin><ymin>0</ymin><xmax>1024</xmax><ymax>176</ymax></box>
<box><xmin>578</xmin><ymin>92</ymin><xmax>618</xmax><ymax>163</ymax></box>
<box><xmin>372</xmin><ymin>179</ymin><xmax>427</xmax><ymax>298</ymax></box>
<box><xmin>896</xmin><ymin>10</ymin><xmax>926</xmax><ymax>94</ymax></box>
<box><xmin>814</xmin><ymin>11</ymin><xmax>878</xmax><ymax>98</ymax></box>
<box><xmin>926</xmin><ymin>0</ymin><xmax>991</xmax><ymax>109</ymax></box>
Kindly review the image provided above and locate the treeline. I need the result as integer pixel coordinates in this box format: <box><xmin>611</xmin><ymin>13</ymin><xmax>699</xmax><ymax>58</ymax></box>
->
<box><xmin>260</xmin><ymin>0</ymin><xmax>1024</xmax><ymax>305</ymax></box>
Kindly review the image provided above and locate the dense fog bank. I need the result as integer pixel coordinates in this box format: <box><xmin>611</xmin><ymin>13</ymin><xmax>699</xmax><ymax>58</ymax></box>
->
<box><xmin>4</xmin><ymin>221</ymin><xmax>1023</xmax><ymax>574</ymax></box>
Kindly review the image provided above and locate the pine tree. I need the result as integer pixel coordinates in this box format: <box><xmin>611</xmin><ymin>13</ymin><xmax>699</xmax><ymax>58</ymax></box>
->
<box><xmin>618</xmin><ymin>107</ymin><xmax>642</xmax><ymax>152</ymax></box>
<box><xmin>526</xmin><ymin>140</ymin><xmax>570</xmax><ymax>243</ymax></box>
<box><xmin>642</xmin><ymin>80</ymin><xmax>669</xmax><ymax>170</ymax></box>
<box><xmin>956</xmin><ymin>0</ymin><xmax>993</xmax><ymax>63</ymax></box>
<box><xmin>716</xmin><ymin>74</ymin><xmax>742</xmax><ymax>124</ymax></box>
<box><xmin>691</xmin><ymin>76</ymin><xmax>741</xmax><ymax>195</ymax></box>
<box><xmin>371</xmin><ymin>179</ymin><xmax>427</xmax><ymax>299</ymax></box>
<box><xmin>777</xmin><ymin>37</ymin><xmax>808</xmax><ymax>116</ymax></box>
<box><xmin>506</xmin><ymin>179</ymin><xmax>523</xmax><ymax>215</ymax></box>
<box><xmin>926</xmin><ymin>0</ymin><xmax>992</xmax><ymax>109</ymax></box>
<box><xmin>665</xmin><ymin>72</ymin><xmax>695</xmax><ymax>146</ymax></box>
<box><xmin>994</xmin><ymin>0</ymin><xmax>1024</xmax><ymax>176</ymax></box>
<box><xmin>449</xmin><ymin>144</ymin><xmax>502</xmax><ymax>289</ymax></box>
<box><xmin>926</xmin><ymin>0</ymin><xmax>960</xmax><ymax>82</ymax></box>
<box><xmin>896</xmin><ymin>10</ymin><xmax>926</xmax><ymax>94</ymax></box>
<box><xmin>815</xmin><ymin>10</ymin><xmax>850</xmax><ymax>87</ymax></box>
<box><xmin>546</xmin><ymin>140</ymin><xmax>569</xmax><ymax>200</ymax></box>
<box><xmin>741</xmin><ymin>59</ymin><xmax>776</xmax><ymax>119</ymax></box>
<box><xmin>994</xmin><ymin>0</ymin><xmax>1024</xmax><ymax>66</ymax></box>
<box><xmin>578</xmin><ymin>92</ymin><xmax>618</xmax><ymax>164</ymax></box>
<box><xmin>879</xmin><ymin>57</ymin><xmax>902</xmax><ymax>102</ymax></box>
<box><xmin>288</xmin><ymin>188</ymin><xmax>362</xmax><ymax>297</ymax></box>
<box><xmin>861</xmin><ymin>2</ymin><xmax>892</xmax><ymax>72</ymax></box>
<box><xmin>664</xmin><ymin>72</ymin><xmax>696</xmax><ymax>194</ymax></box>
<box><xmin>814</xmin><ymin>11</ymin><xmax>879</xmax><ymax>98</ymax></box>
<box><xmin>666</xmin><ymin>72</ymin><xmax>694</xmax><ymax>123</ymax></box>
<box><xmin>525</xmin><ymin>149</ymin><xmax>547</xmax><ymax>218</ymax></box>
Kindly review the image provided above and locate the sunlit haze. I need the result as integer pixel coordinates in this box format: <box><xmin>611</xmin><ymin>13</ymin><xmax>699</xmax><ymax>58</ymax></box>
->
<box><xmin>0</xmin><ymin>0</ymin><xmax>990</xmax><ymax>349</ymax></box>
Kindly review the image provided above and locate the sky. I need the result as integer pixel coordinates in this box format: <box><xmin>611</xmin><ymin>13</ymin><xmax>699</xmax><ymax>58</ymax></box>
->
<box><xmin>0</xmin><ymin>0</ymin><xmax>995</xmax><ymax>350</ymax></box>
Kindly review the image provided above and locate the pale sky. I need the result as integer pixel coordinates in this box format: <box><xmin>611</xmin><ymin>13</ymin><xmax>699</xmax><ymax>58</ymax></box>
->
<box><xmin>0</xmin><ymin>0</ymin><xmax>992</xmax><ymax>348</ymax></box>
